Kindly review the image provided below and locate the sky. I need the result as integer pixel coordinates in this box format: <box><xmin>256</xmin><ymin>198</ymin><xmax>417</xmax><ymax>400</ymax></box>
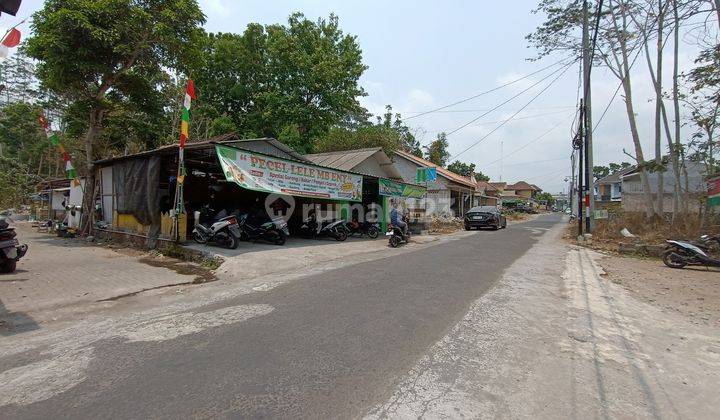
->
<box><xmin>3</xmin><ymin>0</ymin><xmax>713</xmax><ymax>194</ymax></box>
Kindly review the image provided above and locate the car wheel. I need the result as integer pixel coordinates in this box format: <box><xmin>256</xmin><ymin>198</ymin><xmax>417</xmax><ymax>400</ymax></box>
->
<box><xmin>464</xmin><ymin>225</ymin><xmax>471</xmax><ymax>231</ymax></box>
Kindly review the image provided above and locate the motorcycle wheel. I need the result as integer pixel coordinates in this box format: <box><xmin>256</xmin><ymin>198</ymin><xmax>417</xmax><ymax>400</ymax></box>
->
<box><xmin>274</xmin><ymin>231</ymin><xmax>287</xmax><ymax>246</ymax></box>
<box><xmin>1</xmin><ymin>259</ymin><xmax>16</xmax><ymax>273</ymax></box>
<box><xmin>367</xmin><ymin>227</ymin><xmax>379</xmax><ymax>239</ymax></box>
<box><xmin>334</xmin><ymin>229</ymin><xmax>348</xmax><ymax>242</ymax></box>
<box><xmin>226</xmin><ymin>234</ymin><xmax>239</xmax><ymax>250</ymax></box>
<box><xmin>193</xmin><ymin>231</ymin><xmax>207</xmax><ymax>244</ymax></box>
<box><xmin>662</xmin><ymin>249</ymin><xmax>687</xmax><ymax>269</ymax></box>
<box><xmin>389</xmin><ymin>235</ymin><xmax>400</xmax><ymax>248</ymax></box>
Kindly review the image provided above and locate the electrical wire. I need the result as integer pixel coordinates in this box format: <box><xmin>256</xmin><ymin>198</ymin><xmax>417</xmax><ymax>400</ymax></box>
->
<box><xmin>404</xmin><ymin>59</ymin><xmax>568</xmax><ymax>120</ymax></box>
<box><xmin>479</xmin><ymin>118</ymin><xmax>570</xmax><ymax>167</ymax></box>
<box><xmin>443</xmin><ymin>62</ymin><xmax>574</xmax><ymax>137</ymax></box>
<box><xmin>448</xmin><ymin>62</ymin><xmax>575</xmax><ymax>161</ymax></box>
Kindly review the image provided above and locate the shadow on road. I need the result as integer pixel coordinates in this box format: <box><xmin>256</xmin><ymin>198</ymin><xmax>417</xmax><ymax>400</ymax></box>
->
<box><xmin>0</xmin><ymin>297</ymin><xmax>39</xmax><ymax>337</ymax></box>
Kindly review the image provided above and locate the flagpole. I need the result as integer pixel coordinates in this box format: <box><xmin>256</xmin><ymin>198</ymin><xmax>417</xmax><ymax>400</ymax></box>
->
<box><xmin>172</xmin><ymin>80</ymin><xmax>195</xmax><ymax>243</ymax></box>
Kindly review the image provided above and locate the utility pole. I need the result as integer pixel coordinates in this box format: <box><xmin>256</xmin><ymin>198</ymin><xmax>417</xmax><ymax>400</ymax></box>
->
<box><xmin>577</xmin><ymin>100</ymin><xmax>584</xmax><ymax>237</ymax></box>
<box><xmin>582</xmin><ymin>0</ymin><xmax>595</xmax><ymax>232</ymax></box>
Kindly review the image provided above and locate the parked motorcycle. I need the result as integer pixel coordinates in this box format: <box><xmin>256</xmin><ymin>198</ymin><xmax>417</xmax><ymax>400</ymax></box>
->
<box><xmin>0</xmin><ymin>219</ymin><xmax>28</xmax><ymax>273</ymax></box>
<box><xmin>192</xmin><ymin>206</ymin><xmax>241</xmax><ymax>249</ymax></box>
<box><xmin>300</xmin><ymin>217</ymin><xmax>348</xmax><ymax>241</ymax></box>
<box><xmin>663</xmin><ymin>235</ymin><xmax>720</xmax><ymax>269</ymax></box>
<box><xmin>237</xmin><ymin>214</ymin><xmax>289</xmax><ymax>245</ymax></box>
<box><xmin>386</xmin><ymin>224</ymin><xmax>409</xmax><ymax>248</ymax></box>
<box><xmin>344</xmin><ymin>220</ymin><xmax>380</xmax><ymax>239</ymax></box>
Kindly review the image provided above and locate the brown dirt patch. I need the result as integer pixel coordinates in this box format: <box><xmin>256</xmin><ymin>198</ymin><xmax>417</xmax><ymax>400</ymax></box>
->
<box><xmin>598</xmin><ymin>253</ymin><xmax>720</xmax><ymax>327</ymax></box>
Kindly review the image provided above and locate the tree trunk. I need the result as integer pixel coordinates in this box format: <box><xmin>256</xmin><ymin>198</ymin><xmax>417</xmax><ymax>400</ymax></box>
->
<box><xmin>80</xmin><ymin>108</ymin><xmax>104</xmax><ymax>234</ymax></box>
<box><xmin>672</xmin><ymin>0</ymin><xmax>684</xmax><ymax>215</ymax></box>
<box><xmin>655</xmin><ymin>0</ymin><xmax>665</xmax><ymax>217</ymax></box>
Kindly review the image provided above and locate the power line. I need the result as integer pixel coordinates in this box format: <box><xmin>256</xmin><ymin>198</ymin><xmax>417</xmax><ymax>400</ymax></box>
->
<box><xmin>403</xmin><ymin>105</ymin><xmax>575</xmax><ymax>115</ymax></box>
<box><xmin>404</xmin><ymin>59</ymin><xmax>568</xmax><ymax>121</ymax></box>
<box><xmin>424</xmin><ymin>109</ymin><xmax>573</xmax><ymax>136</ymax></box>
<box><xmin>479</xmin><ymin>119</ymin><xmax>570</xmax><ymax>167</ymax></box>
<box><xmin>444</xmin><ymin>62</ymin><xmax>574</xmax><ymax>137</ymax></box>
<box><xmin>448</xmin><ymin>62</ymin><xmax>574</xmax><ymax>161</ymax></box>
<box><xmin>488</xmin><ymin>156</ymin><xmax>568</xmax><ymax>168</ymax></box>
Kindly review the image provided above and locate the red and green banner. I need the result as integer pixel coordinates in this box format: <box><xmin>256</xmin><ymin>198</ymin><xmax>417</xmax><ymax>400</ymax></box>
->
<box><xmin>38</xmin><ymin>114</ymin><xmax>80</xmax><ymax>185</ymax></box>
<box><xmin>179</xmin><ymin>80</ymin><xmax>196</xmax><ymax>149</ymax></box>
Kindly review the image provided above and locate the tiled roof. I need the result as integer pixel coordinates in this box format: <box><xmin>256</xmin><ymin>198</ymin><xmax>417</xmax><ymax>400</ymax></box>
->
<box><xmin>393</xmin><ymin>150</ymin><xmax>476</xmax><ymax>188</ymax></box>
<box><xmin>489</xmin><ymin>182</ymin><xmax>507</xmax><ymax>190</ymax></box>
<box><xmin>596</xmin><ymin>166</ymin><xmax>636</xmax><ymax>184</ymax></box>
<box><xmin>506</xmin><ymin>181</ymin><xmax>541</xmax><ymax>191</ymax></box>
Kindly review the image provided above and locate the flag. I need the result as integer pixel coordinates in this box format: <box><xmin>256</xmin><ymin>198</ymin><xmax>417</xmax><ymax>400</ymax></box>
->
<box><xmin>179</xmin><ymin>80</ymin><xmax>195</xmax><ymax>148</ymax></box>
<box><xmin>416</xmin><ymin>167</ymin><xmax>437</xmax><ymax>183</ymax></box>
<box><xmin>0</xmin><ymin>0</ymin><xmax>22</xmax><ymax>16</ymax></box>
<box><xmin>1</xmin><ymin>27</ymin><xmax>20</xmax><ymax>47</ymax></box>
<box><xmin>39</xmin><ymin>112</ymin><xmax>79</xmax><ymax>182</ymax></box>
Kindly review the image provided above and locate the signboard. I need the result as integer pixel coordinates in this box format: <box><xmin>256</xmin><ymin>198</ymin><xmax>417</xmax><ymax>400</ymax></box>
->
<box><xmin>593</xmin><ymin>209</ymin><xmax>609</xmax><ymax>219</ymax></box>
<box><xmin>415</xmin><ymin>167</ymin><xmax>437</xmax><ymax>183</ymax></box>
<box><xmin>379</xmin><ymin>179</ymin><xmax>426</xmax><ymax>198</ymax></box>
<box><xmin>216</xmin><ymin>145</ymin><xmax>362</xmax><ymax>201</ymax></box>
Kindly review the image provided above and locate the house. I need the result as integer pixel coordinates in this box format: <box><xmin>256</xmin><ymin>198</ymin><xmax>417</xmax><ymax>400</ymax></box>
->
<box><xmin>594</xmin><ymin>166</ymin><xmax>635</xmax><ymax>209</ymax></box>
<box><xmin>304</xmin><ymin>147</ymin><xmax>402</xmax><ymax>180</ymax></box>
<box><xmin>621</xmin><ymin>161</ymin><xmax>706</xmax><ymax>214</ymax></box>
<box><xmin>474</xmin><ymin>181</ymin><xmax>500</xmax><ymax>206</ymax></box>
<box><xmin>505</xmin><ymin>181</ymin><xmax>541</xmax><ymax>199</ymax></box>
<box><xmin>392</xmin><ymin>150</ymin><xmax>476</xmax><ymax>217</ymax></box>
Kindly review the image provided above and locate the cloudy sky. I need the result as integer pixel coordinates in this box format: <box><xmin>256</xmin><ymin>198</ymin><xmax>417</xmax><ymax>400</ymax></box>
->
<box><xmin>5</xmin><ymin>0</ymin><xmax>713</xmax><ymax>193</ymax></box>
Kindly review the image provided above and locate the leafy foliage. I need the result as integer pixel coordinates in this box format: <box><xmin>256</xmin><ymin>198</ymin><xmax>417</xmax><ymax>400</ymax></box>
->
<box><xmin>535</xmin><ymin>191</ymin><xmax>556</xmax><ymax>205</ymax></box>
<box><xmin>424</xmin><ymin>132</ymin><xmax>450</xmax><ymax>167</ymax></box>
<box><xmin>447</xmin><ymin>160</ymin><xmax>475</xmax><ymax>177</ymax></box>
<box><xmin>0</xmin><ymin>157</ymin><xmax>39</xmax><ymax>208</ymax></box>
<box><xmin>193</xmin><ymin>13</ymin><xmax>368</xmax><ymax>153</ymax></box>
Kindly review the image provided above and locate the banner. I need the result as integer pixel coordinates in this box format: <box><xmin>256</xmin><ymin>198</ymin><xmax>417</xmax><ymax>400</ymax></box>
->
<box><xmin>416</xmin><ymin>167</ymin><xmax>437</xmax><ymax>183</ymax></box>
<box><xmin>216</xmin><ymin>145</ymin><xmax>362</xmax><ymax>201</ymax></box>
<box><xmin>379</xmin><ymin>178</ymin><xmax>426</xmax><ymax>198</ymax></box>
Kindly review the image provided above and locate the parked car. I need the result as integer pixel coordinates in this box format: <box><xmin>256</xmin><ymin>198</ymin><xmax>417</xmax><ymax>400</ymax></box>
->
<box><xmin>464</xmin><ymin>206</ymin><xmax>507</xmax><ymax>230</ymax></box>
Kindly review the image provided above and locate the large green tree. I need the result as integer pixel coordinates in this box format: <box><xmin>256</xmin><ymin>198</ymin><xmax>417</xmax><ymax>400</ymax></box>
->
<box><xmin>447</xmin><ymin>160</ymin><xmax>475</xmax><ymax>177</ymax></box>
<box><xmin>25</xmin><ymin>0</ymin><xmax>205</xmax><ymax>227</ymax></box>
<box><xmin>193</xmin><ymin>13</ymin><xmax>367</xmax><ymax>153</ymax></box>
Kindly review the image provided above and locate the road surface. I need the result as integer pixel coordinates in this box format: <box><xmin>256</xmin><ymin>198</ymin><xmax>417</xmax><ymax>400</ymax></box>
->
<box><xmin>3</xmin><ymin>213</ymin><xmax>718</xmax><ymax>419</ymax></box>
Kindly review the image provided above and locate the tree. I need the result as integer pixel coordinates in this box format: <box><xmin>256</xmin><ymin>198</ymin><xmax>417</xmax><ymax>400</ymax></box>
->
<box><xmin>447</xmin><ymin>160</ymin><xmax>476</xmax><ymax>177</ymax></box>
<box><xmin>608</xmin><ymin>161</ymin><xmax>632</xmax><ymax>172</ymax></box>
<box><xmin>593</xmin><ymin>165</ymin><xmax>610</xmax><ymax>181</ymax></box>
<box><xmin>528</xmin><ymin>0</ymin><xmax>659</xmax><ymax>218</ymax></box>
<box><xmin>0</xmin><ymin>157</ymin><xmax>38</xmax><ymax>209</ymax></box>
<box><xmin>474</xmin><ymin>171</ymin><xmax>490</xmax><ymax>182</ymax></box>
<box><xmin>25</xmin><ymin>0</ymin><xmax>205</xmax><ymax>229</ymax></box>
<box><xmin>193</xmin><ymin>14</ymin><xmax>368</xmax><ymax>153</ymax></box>
<box><xmin>425</xmin><ymin>132</ymin><xmax>450</xmax><ymax>167</ymax></box>
<box><xmin>536</xmin><ymin>191</ymin><xmax>556</xmax><ymax>206</ymax></box>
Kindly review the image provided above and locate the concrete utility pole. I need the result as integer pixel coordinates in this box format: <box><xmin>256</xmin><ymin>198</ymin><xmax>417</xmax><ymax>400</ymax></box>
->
<box><xmin>582</xmin><ymin>0</ymin><xmax>595</xmax><ymax>232</ymax></box>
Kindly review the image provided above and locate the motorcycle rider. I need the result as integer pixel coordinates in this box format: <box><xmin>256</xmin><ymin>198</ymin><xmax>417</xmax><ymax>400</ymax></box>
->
<box><xmin>390</xmin><ymin>199</ymin><xmax>407</xmax><ymax>236</ymax></box>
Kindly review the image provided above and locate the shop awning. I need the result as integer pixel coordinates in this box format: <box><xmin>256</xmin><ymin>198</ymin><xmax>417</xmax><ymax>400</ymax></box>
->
<box><xmin>378</xmin><ymin>178</ymin><xmax>426</xmax><ymax>198</ymax></box>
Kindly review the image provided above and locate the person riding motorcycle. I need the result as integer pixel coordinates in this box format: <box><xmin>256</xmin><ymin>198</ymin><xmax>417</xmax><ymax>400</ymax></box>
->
<box><xmin>390</xmin><ymin>199</ymin><xmax>407</xmax><ymax>235</ymax></box>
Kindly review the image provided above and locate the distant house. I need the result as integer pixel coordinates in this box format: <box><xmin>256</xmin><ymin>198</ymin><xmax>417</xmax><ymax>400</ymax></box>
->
<box><xmin>594</xmin><ymin>166</ymin><xmax>635</xmax><ymax>209</ymax></box>
<box><xmin>621</xmin><ymin>161</ymin><xmax>707</xmax><ymax>213</ymax></box>
<box><xmin>393</xmin><ymin>150</ymin><xmax>476</xmax><ymax>217</ymax></box>
<box><xmin>475</xmin><ymin>181</ymin><xmax>500</xmax><ymax>206</ymax></box>
<box><xmin>505</xmin><ymin>181</ymin><xmax>541</xmax><ymax>199</ymax></box>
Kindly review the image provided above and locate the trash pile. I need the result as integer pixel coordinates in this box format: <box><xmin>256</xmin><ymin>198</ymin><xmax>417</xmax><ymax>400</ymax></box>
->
<box><xmin>430</xmin><ymin>215</ymin><xmax>463</xmax><ymax>234</ymax></box>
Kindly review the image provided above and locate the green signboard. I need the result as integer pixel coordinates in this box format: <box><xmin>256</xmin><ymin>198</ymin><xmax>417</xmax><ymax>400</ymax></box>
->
<box><xmin>216</xmin><ymin>145</ymin><xmax>363</xmax><ymax>201</ymax></box>
<box><xmin>379</xmin><ymin>178</ymin><xmax>426</xmax><ymax>198</ymax></box>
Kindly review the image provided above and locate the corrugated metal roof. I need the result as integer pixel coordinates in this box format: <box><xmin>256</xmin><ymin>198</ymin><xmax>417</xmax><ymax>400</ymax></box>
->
<box><xmin>305</xmin><ymin>148</ymin><xmax>382</xmax><ymax>171</ymax></box>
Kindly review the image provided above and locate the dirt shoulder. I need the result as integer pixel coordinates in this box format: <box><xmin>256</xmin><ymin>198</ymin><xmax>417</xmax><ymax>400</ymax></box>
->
<box><xmin>598</xmin><ymin>253</ymin><xmax>720</xmax><ymax>327</ymax></box>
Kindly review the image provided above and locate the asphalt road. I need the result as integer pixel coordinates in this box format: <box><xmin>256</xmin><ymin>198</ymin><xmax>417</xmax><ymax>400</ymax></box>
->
<box><xmin>2</xmin><ymin>214</ymin><xmax>562</xmax><ymax>419</ymax></box>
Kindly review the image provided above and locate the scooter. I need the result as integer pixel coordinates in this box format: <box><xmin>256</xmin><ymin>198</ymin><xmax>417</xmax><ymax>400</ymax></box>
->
<box><xmin>0</xmin><ymin>219</ymin><xmax>28</xmax><ymax>273</ymax></box>
<box><xmin>344</xmin><ymin>220</ymin><xmax>380</xmax><ymax>239</ymax></box>
<box><xmin>663</xmin><ymin>235</ymin><xmax>720</xmax><ymax>269</ymax></box>
<box><xmin>192</xmin><ymin>206</ymin><xmax>241</xmax><ymax>249</ymax></box>
<box><xmin>300</xmin><ymin>217</ymin><xmax>348</xmax><ymax>241</ymax></box>
<box><xmin>237</xmin><ymin>214</ymin><xmax>289</xmax><ymax>245</ymax></box>
<box><xmin>386</xmin><ymin>224</ymin><xmax>409</xmax><ymax>248</ymax></box>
